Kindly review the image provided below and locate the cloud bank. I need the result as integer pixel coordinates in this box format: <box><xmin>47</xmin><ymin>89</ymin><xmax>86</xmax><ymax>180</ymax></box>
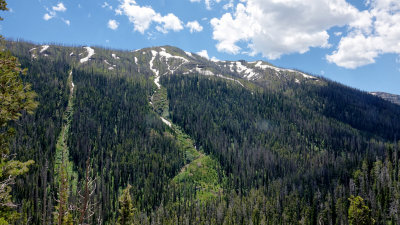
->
<box><xmin>327</xmin><ymin>0</ymin><xmax>400</xmax><ymax>68</ymax></box>
<box><xmin>116</xmin><ymin>0</ymin><xmax>183</xmax><ymax>34</ymax></box>
<box><xmin>210</xmin><ymin>0</ymin><xmax>400</xmax><ymax>69</ymax></box>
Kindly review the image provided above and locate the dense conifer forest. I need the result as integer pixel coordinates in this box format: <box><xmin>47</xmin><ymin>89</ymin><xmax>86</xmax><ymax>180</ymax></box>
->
<box><xmin>1</xmin><ymin>38</ymin><xmax>400</xmax><ymax>224</ymax></box>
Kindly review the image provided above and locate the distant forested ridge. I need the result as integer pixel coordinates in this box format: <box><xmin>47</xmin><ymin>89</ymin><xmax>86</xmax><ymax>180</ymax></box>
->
<box><xmin>4</xmin><ymin>40</ymin><xmax>400</xmax><ymax>224</ymax></box>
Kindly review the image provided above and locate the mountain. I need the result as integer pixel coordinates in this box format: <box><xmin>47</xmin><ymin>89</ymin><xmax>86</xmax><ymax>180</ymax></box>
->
<box><xmin>4</xmin><ymin>40</ymin><xmax>400</xmax><ymax>224</ymax></box>
<box><xmin>371</xmin><ymin>91</ymin><xmax>400</xmax><ymax>105</ymax></box>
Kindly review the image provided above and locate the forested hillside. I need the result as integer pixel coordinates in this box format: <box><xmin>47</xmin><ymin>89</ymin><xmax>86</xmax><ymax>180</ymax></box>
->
<box><xmin>3</xmin><ymin>40</ymin><xmax>400</xmax><ymax>224</ymax></box>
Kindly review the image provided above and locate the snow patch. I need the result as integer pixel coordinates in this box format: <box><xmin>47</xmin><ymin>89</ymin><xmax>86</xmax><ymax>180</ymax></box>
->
<box><xmin>112</xmin><ymin>53</ymin><xmax>120</xmax><ymax>59</ymax></box>
<box><xmin>229</xmin><ymin>63</ymin><xmax>235</xmax><ymax>72</ymax></box>
<box><xmin>254</xmin><ymin>61</ymin><xmax>317</xmax><ymax>80</ymax></box>
<box><xmin>160</xmin><ymin>117</ymin><xmax>172</xmax><ymax>127</ymax></box>
<box><xmin>300</xmin><ymin>73</ymin><xmax>315</xmax><ymax>79</ymax></box>
<box><xmin>104</xmin><ymin>60</ymin><xmax>111</xmax><ymax>65</ymax></box>
<box><xmin>185</xmin><ymin>51</ymin><xmax>193</xmax><ymax>57</ymax></box>
<box><xmin>234</xmin><ymin>62</ymin><xmax>256</xmax><ymax>79</ymax></box>
<box><xmin>216</xmin><ymin>74</ymin><xmax>245</xmax><ymax>87</ymax></box>
<box><xmin>134</xmin><ymin>57</ymin><xmax>138</xmax><ymax>64</ymax></box>
<box><xmin>254</xmin><ymin>61</ymin><xmax>282</xmax><ymax>72</ymax></box>
<box><xmin>70</xmin><ymin>52</ymin><xmax>74</xmax><ymax>56</ymax></box>
<box><xmin>69</xmin><ymin>71</ymin><xmax>75</xmax><ymax>94</ymax></box>
<box><xmin>40</xmin><ymin>45</ymin><xmax>49</xmax><ymax>53</ymax></box>
<box><xmin>195</xmin><ymin>67</ymin><xmax>214</xmax><ymax>76</ymax></box>
<box><xmin>149</xmin><ymin>50</ymin><xmax>161</xmax><ymax>89</ymax></box>
<box><xmin>159</xmin><ymin>49</ymin><xmax>188</xmax><ymax>63</ymax></box>
<box><xmin>80</xmin><ymin>47</ymin><xmax>95</xmax><ymax>63</ymax></box>
<box><xmin>29</xmin><ymin>48</ymin><xmax>37</xmax><ymax>59</ymax></box>
<box><xmin>158</xmin><ymin>48</ymin><xmax>189</xmax><ymax>74</ymax></box>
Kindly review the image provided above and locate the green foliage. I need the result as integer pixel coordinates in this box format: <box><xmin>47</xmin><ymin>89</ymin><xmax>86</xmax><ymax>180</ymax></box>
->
<box><xmin>53</xmin><ymin>72</ymin><xmax>77</xmax><ymax>225</ymax></box>
<box><xmin>348</xmin><ymin>195</ymin><xmax>375</xmax><ymax>225</ymax></box>
<box><xmin>0</xmin><ymin>5</ymin><xmax>37</xmax><ymax>222</ymax></box>
<box><xmin>3</xmin><ymin>40</ymin><xmax>400</xmax><ymax>224</ymax></box>
<box><xmin>173</xmin><ymin>154</ymin><xmax>224</xmax><ymax>201</ymax></box>
<box><xmin>117</xmin><ymin>185</ymin><xmax>136</xmax><ymax>225</ymax></box>
<box><xmin>0</xmin><ymin>51</ymin><xmax>38</xmax><ymax>128</ymax></box>
<box><xmin>0</xmin><ymin>0</ymin><xmax>7</xmax><ymax>21</ymax></box>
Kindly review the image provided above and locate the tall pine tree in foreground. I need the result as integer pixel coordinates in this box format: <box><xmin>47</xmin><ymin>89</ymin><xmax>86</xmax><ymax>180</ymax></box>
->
<box><xmin>117</xmin><ymin>185</ymin><xmax>135</xmax><ymax>225</ymax></box>
<box><xmin>0</xmin><ymin>0</ymin><xmax>37</xmax><ymax>223</ymax></box>
<box><xmin>348</xmin><ymin>195</ymin><xmax>375</xmax><ymax>225</ymax></box>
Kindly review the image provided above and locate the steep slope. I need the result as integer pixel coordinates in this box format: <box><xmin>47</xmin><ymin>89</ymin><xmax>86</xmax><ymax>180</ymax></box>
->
<box><xmin>5</xmin><ymin>40</ymin><xmax>400</xmax><ymax>224</ymax></box>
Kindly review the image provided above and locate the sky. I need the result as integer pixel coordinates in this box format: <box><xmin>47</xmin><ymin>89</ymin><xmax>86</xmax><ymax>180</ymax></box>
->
<box><xmin>1</xmin><ymin>0</ymin><xmax>400</xmax><ymax>94</ymax></box>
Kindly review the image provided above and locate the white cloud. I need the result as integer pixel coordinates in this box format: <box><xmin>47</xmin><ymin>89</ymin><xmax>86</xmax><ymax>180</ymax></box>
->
<box><xmin>186</xmin><ymin>21</ymin><xmax>203</xmax><ymax>33</ymax></box>
<box><xmin>211</xmin><ymin>0</ymin><xmax>359</xmax><ymax>59</ymax></box>
<box><xmin>102</xmin><ymin>2</ymin><xmax>113</xmax><ymax>10</ymax></box>
<box><xmin>223</xmin><ymin>0</ymin><xmax>234</xmax><ymax>10</ymax></box>
<box><xmin>190</xmin><ymin>0</ymin><xmax>224</xmax><ymax>10</ymax></box>
<box><xmin>334</xmin><ymin>32</ymin><xmax>343</xmax><ymax>36</ymax></box>
<box><xmin>43</xmin><ymin>2</ymin><xmax>68</xmax><ymax>23</ymax></box>
<box><xmin>197</xmin><ymin>50</ymin><xmax>209</xmax><ymax>59</ymax></box>
<box><xmin>154</xmin><ymin>13</ymin><xmax>184</xmax><ymax>33</ymax></box>
<box><xmin>327</xmin><ymin>0</ymin><xmax>400</xmax><ymax>68</ymax></box>
<box><xmin>52</xmin><ymin>3</ymin><xmax>66</xmax><ymax>12</ymax></box>
<box><xmin>43</xmin><ymin>13</ymin><xmax>54</xmax><ymax>21</ymax></box>
<box><xmin>116</xmin><ymin>0</ymin><xmax>183</xmax><ymax>34</ymax></box>
<box><xmin>62</xmin><ymin>18</ymin><xmax>70</xmax><ymax>26</ymax></box>
<box><xmin>211</xmin><ymin>56</ymin><xmax>220</xmax><ymax>62</ymax></box>
<box><xmin>108</xmin><ymin>19</ymin><xmax>119</xmax><ymax>30</ymax></box>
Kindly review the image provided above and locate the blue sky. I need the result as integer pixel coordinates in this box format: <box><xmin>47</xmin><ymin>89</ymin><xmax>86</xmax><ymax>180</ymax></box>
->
<box><xmin>1</xmin><ymin>0</ymin><xmax>400</xmax><ymax>94</ymax></box>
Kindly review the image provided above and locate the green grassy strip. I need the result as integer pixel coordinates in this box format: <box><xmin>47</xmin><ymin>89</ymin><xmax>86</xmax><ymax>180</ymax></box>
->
<box><xmin>54</xmin><ymin>71</ymin><xmax>78</xmax><ymax>194</ymax></box>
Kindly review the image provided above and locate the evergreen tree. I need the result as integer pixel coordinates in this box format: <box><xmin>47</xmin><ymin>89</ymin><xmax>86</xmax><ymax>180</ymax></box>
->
<box><xmin>348</xmin><ymin>195</ymin><xmax>375</xmax><ymax>225</ymax></box>
<box><xmin>117</xmin><ymin>185</ymin><xmax>135</xmax><ymax>225</ymax></box>
<box><xmin>0</xmin><ymin>0</ymin><xmax>37</xmax><ymax>223</ymax></box>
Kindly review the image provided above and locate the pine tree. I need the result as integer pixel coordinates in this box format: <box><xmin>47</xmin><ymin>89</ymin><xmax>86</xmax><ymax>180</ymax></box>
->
<box><xmin>348</xmin><ymin>195</ymin><xmax>375</xmax><ymax>225</ymax></box>
<box><xmin>117</xmin><ymin>185</ymin><xmax>135</xmax><ymax>225</ymax></box>
<box><xmin>53</xmin><ymin>158</ymin><xmax>72</xmax><ymax>225</ymax></box>
<box><xmin>0</xmin><ymin>0</ymin><xmax>37</xmax><ymax>223</ymax></box>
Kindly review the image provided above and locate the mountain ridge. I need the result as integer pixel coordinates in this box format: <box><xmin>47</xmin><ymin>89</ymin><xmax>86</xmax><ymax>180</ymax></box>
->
<box><xmin>5</xmin><ymin>39</ymin><xmax>400</xmax><ymax>224</ymax></box>
<box><xmin>370</xmin><ymin>91</ymin><xmax>400</xmax><ymax>105</ymax></box>
<box><xmin>19</xmin><ymin>40</ymin><xmax>400</xmax><ymax>98</ymax></box>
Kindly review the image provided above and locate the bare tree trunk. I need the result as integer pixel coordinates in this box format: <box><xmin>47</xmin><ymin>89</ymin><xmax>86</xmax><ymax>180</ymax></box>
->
<box><xmin>79</xmin><ymin>156</ymin><xmax>90</xmax><ymax>224</ymax></box>
<box><xmin>42</xmin><ymin>159</ymin><xmax>48</xmax><ymax>224</ymax></box>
